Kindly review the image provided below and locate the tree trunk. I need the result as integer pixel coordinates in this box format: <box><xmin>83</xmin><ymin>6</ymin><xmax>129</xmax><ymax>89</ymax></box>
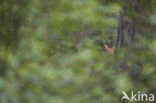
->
<box><xmin>116</xmin><ymin>0</ymin><xmax>150</xmax><ymax>48</ymax></box>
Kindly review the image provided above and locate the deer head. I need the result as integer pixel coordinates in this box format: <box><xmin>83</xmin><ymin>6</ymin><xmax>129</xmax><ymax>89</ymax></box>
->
<box><xmin>104</xmin><ymin>44</ymin><xmax>115</xmax><ymax>54</ymax></box>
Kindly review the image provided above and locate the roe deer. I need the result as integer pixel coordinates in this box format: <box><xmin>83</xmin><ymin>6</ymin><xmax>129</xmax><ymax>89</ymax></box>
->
<box><xmin>104</xmin><ymin>44</ymin><xmax>115</xmax><ymax>54</ymax></box>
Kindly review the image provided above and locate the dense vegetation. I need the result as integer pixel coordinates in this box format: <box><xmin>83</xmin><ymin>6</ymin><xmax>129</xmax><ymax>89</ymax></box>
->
<box><xmin>0</xmin><ymin>0</ymin><xmax>156</xmax><ymax>103</ymax></box>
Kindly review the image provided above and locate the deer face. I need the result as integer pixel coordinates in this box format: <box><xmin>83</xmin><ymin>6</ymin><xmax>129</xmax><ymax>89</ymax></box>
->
<box><xmin>104</xmin><ymin>44</ymin><xmax>115</xmax><ymax>54</ymax></box>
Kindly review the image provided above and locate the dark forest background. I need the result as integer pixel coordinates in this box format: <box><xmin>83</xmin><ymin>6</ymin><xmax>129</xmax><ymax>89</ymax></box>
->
<box><xmin>0</xmin><ymin>0</ymin><xmax>156</xmax><ymax>103</ymax></box>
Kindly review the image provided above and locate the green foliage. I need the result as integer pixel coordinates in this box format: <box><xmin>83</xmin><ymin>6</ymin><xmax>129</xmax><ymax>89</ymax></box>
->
<box><xmin>0</xmin><ymin>0</ymin><xmax>156</xmax><ymax>103</ymax></box>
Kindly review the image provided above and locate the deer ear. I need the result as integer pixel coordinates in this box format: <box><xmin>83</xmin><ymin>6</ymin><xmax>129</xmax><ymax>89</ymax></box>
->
<box><xmin>104</xmin><ymin>44</ymin><xmax>109</xmax><ymax>49</ymax></box>
<box><xmin>112</xmin><ymin>47</ymin><xmax>115</xmax><ymax>50</ymax></box>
